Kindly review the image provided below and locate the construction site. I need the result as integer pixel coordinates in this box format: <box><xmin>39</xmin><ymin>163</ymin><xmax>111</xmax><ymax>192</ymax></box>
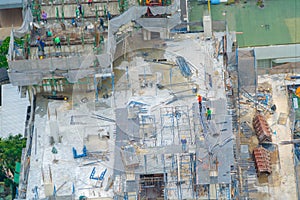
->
<box><xmin>3</xmin><ymin>0</ymin><xmax>300</xmax><ymax>199</ymax></box>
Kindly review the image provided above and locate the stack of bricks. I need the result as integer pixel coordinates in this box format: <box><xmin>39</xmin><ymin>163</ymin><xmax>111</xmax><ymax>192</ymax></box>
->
<box><xmin>253</xmin><ymin>147</ymin><xmax>272</xmax><ymax>176</ymax></box>
<box><xmin>253</xmin><ymin>114</ymin><xmax>272</xmax><ymax>143</ymax></box>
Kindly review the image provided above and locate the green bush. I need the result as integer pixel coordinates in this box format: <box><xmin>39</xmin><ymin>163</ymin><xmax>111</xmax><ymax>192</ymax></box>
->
<box><xmin>0</xmin><ymin>37</ymin><xmax>23</xmax><ymax>69</ymax></box>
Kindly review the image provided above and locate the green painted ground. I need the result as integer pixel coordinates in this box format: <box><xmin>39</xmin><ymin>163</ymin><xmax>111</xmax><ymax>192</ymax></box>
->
<box><xmin>188</xmin><ymin>1</ymin><xmax>205</xmax><ymax>31</ymax></box>
<box><xmin>188</xmin><ymin>0</ymin><xmax>300</xmax><ymax>47</ymax></box>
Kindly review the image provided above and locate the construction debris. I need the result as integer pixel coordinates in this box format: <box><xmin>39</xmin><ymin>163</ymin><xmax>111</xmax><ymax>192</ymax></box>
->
<box><xmin>176</xmin><ymin>56</ymin><xmax>192</xmax><ymax>78</ymax></box>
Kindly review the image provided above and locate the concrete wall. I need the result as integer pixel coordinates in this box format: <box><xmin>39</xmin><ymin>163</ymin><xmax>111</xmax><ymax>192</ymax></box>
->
<box><xmin>41</xmin><ymin>2</ymin><xmax>119</xmax><ymax>20</ymax></box>
<box><xmin>238</xmin><ymin>50</ymin><xmax>256</xmax><ymax>93</ymax></box>
<box><xmin>0</xmin><ymin>8</ymin><xmax>22</xmax><ymax>27</ymax></box>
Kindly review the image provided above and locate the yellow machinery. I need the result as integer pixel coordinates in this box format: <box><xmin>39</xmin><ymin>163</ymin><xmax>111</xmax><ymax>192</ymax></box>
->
<box><xmin>145</xmin><ymin>0</ymin><xmax>162</xmax><ymax>6</ymax></box>
<box><xmin>295</xmin><ymin>87</ymin><xmax>300</xmax><ymax>98</ymax></box>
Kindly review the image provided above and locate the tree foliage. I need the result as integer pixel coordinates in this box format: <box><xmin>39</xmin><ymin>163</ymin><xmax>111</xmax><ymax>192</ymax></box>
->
<box><xmin>0</xmin><ymin>37</ymin><xmax>10</xmax><ymax>69</ymax></box>
<box><xmin>0</xmin><ymin>134</ymin><xmax>26</xmax><ymax>184</ymax></box>
<box><xmin>0</xmin><ymin>37</ymin><xmax>23</xmax><ymax>69</ymax></box>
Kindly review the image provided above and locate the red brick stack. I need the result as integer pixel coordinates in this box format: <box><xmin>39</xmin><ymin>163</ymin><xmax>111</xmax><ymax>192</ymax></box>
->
<box><xmin>253</xmin><ymin>114</ymin><xmax>272</xmax><ymax>143</ymax></box>
<box><xmin>253</xmin><ymin>147</ymin><xmax>272</xmax><ymax>176</ymax></box>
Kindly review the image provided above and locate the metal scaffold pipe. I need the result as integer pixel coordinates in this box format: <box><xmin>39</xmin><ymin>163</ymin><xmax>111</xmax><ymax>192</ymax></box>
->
<box><xmin>61</xmin><ymin>6</ymin><xmax>65</xmax><ymax>21</ymax></box>
<box><xmin>56</xmin><ymin>7</ymin><xmax>59</xmax><ymax>21</ymax></box>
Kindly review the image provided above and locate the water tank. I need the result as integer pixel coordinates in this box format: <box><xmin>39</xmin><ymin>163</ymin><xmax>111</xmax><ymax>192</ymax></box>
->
<box><xmin>211</xmin><ymin>0</ymin><xmax>220</xmax><ymax>4</ymax></box>
<box><xmin>206</xmin><ymin>0</ymin><xmax>227</xmax><ymax>4</ymax></box>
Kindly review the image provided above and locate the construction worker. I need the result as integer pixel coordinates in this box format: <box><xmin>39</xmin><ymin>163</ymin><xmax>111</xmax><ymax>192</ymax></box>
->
<box><xmin>107</xmin><ymin>11</ymin><xmax>112</xmax><ymax>20</ymax></box>
<box><xmin>206</xmin><ymin>107</ymin><xmax>212</xmax><ymax>121</ymax></box>
<box><xmin>75</xmin><ymin>6</ymin><xmax>80</xmax><ymax>18</ymax></box>
<box><xmin>99</xmin><ymin>17</ymin><xmax>105</xmax><ymax>30</ymax></box>
<box><xmin>75</xmin><ymin>7</ymin><xmax>80</xmax><ymax>18</ymax></box>
<box><xmin>41</xmin><ymin>10</ymin><xmax>48</xmax><ymax>24</ymax></box>
<box><xmin>46</xmin><ymin>29</ymin><xmax>53</xmax><ymax>37</ymax></box>
<box><xmin>54</xmin><ymin>36</ymin><xmax>61</xmax><ymax>49</ymax></box>
<box><xmin>71</xmin><ymin>18</ymin><xmax>78</xmax><ymax>27</ymax></box>
<box><xmin>181</xmin><ymin>136</ymin><xmax>187</xmax><ymax>152</ymax></box>
<box><xmin>197</xmin><ymin>94</ymin><xmax>202</xmax><ymax>112</ymax></box>
<box><xmin>36</xmin><ymin>36</ymin><xmax>45</xmax><ymax>54</ymax></box>
<box><xmin>77</xmin><ymin>3</ymin><xmax>83</xmax><ymax>15</ymax></box>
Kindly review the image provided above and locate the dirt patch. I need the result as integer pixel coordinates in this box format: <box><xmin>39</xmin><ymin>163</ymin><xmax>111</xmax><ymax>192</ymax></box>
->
<box><xmin>248</xmin><ymin>136</ymin><xmax>259</xmax><ymax>153</ymax></box>
<box><xmin>278</xmin><ymin>112</ymin><xmax>288</xmax><ymax>125</ymax></box>
<box><xmin>270</xmin><ymin>149</ymin><xmax>279</xmax><ymax>164</ymax></box>
<box><xmin>268</xmin><ymin>171</ymin><xmax>281</xmax><ymax>187</ymax></box>
<box><xmin>249</xmin><ymin>191</ymin><xmax>271</xmax><ymax>199</ymax></box>
<box><xmin>257</xmin><ymin>170</ymin><xmax>281</xmax><ymax>187</ymax></box>
<box><xmin>257</xmin><ymin>173</ymin><xmax>269</xmax><ymax>185</ymax></box>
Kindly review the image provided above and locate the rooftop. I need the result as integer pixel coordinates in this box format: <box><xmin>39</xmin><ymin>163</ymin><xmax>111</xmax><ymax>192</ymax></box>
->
<box><xmin>189</xmin><ymin>0</ymin><xmax>300</xmax><ymax>47</ymax></box>
<box><xmin>0</xmin><ymin>0</ymin><xmax>23</xmax><ymax>9</ymax></box>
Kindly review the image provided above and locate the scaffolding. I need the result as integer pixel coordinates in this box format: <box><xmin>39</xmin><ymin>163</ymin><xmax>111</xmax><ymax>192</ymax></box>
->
<box><xmin>174</xmin><ymin>105</ymin><xmax>193</xmax><ymax>145</ymax></box>
<box><xmin>159</xmin><ymin>106</ymin><xmax>193</xmax><ymax>146</ymax></box>
<box><xmin>32</xmin><ymin>0</ymin><xmax>41</xmax><ymax>22</ymax></box>
<box><xmin>140</xmin><ymin>114</ymin><xmax>157</xmax><ymax>147</ymax></box>
<box><xmin>160</xmin><ymin>107</ymin><xmax>176</xmax><ymax>146</ymax></box>
<box><xmin>137</xmin><ymin>153</ymin><xmax>196</xmax><ymax>200</ymax></box>
<box><xmin>118</xmin><ymin>0</ymin><xmax>128</xmax><ymax>13</ymax></box>
<box><xmin>160</xmin><ymin>153</ymin><xmax>196</xmax><ymax>200</ymax></box>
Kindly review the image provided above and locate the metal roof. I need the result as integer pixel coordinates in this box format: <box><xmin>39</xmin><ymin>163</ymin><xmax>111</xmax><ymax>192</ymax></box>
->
<box><xmin>253</xmin><ymin>44</ymin><xmax>300</xmax><ymax>60</ymax></box>
<box><xmin>0</xmin><ymin>0</ymin><xmax>23</xmax><ymax>9</ymax></box>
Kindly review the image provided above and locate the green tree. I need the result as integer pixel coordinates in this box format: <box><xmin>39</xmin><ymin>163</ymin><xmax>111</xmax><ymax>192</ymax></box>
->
<box><xmin>0</xmin><ymin>37</ymin><xmax>10</xmax><ymax>69</ymax></box>
<box><xmin>0</xmin><ymin>37</ymin><xmax>23</xmax><ymax>69</ymax></box>
<box><xmin>0</xmin><ymin>134</ymin><xmax>26</xmax><ymax>185</ymax></box>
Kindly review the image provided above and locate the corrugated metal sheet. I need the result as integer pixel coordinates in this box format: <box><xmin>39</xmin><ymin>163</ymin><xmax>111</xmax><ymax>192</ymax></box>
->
<box><xmin>273</xmin><ymin>57</ymin><xmax>300</xmax><ymax>64</ymax></box>
<box><xmin>253</xmin><ymin>44</ymin><xmax>300</xmax><ymax>60</ymax></box>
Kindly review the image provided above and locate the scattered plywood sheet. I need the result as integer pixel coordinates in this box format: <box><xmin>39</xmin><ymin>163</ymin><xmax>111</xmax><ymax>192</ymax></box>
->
<box><xmin>128</xmin><ymin>192</ymin><xmax>137</xmax><ymax>200</ymax></box>
<box><xmin>85</xmin><ymin>135</ymin><xmax>108</xmax><ymax>151</ymax></box>
<box><xmin>121</xmin><ymin>145</ymin><xmax>139</xmax><ymax>168</ymax></box>
<box><xmin>126</xmin><ymin>171</ymin><xmax>135</xmax><ymax>181</ymax></box>
<box><xmin>44</xmin><ymin>183</ymin><xmax>54</xmax><ymax>197</ymax></box>
<box><xmin>278</xmin><ymin>113</ymin><xmax>288</xmax><ymax>125</ymax></box>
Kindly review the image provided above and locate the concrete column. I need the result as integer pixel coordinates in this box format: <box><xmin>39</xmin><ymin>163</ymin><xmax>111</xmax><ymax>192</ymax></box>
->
<box><xmin>160</xmin><ymin>28</ymin><xmax>169</xmax><ymax>40</ymax></box>
<box><xmin>50</xmin><ymin>121</ymin><xmax>60</xmax><ymax>143</ymax></box>
<box><xmin>203</xmin><ymin>14</ymin><xmax>212</xmax><ymax>38</ymax></box>
<box><xmin>142</xmin><ymin>29</ymin><xmax>151</xmax><ymax>41</ymax></box>
<box><xmin>209</xmin><ymin>184</ymin><xmax>217</xmax><ymax>199</ymax></box>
